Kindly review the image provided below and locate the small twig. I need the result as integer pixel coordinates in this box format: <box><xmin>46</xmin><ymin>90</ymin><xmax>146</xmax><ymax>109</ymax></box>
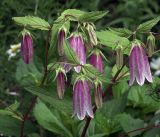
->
<box><xmin>116</xmin><ymin>70</ymin><xmax>129</xmax><ymax>81</ymax></box>
<box><xmin>19</xmin><ymin>28</ymin><xmax>51</xmax><ymax>137</ymax></box>
<box><xmin>119</xmin><ymin>124</ymin><xmax>160</xmax><ymax>137</ymax></box>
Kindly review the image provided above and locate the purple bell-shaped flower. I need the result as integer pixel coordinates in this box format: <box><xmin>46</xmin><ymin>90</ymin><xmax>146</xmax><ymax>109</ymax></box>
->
<box><xmin>90</xmin><ymin>49</ymin><xmax>104</xmax><ymax>73</ymax></box>
<box><xmin>73</xmin><ymin>76</ymin><xmax>93</xmax><ymax>120</ymax></box>
<box><xmin>129</xmin><ymin>40</ymin><xmax>153</xmax><ymax>86</ymax></box>
<box><xmin>21</xmin><ymin>32</ymin><xmax>33</xmax><ymax>64</ymax></box>
<box><xmin>69</xmin><ymin>34</ymin><xmax>86</xmax><ymax>73</ymax></box>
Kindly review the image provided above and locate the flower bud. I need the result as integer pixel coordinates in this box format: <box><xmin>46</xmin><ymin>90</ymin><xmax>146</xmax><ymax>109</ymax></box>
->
<box><xmin>21</xmin><ymin>32</ymin><xmax>33</xmax><ymax>64</ymax></box>
<box><xmin>90</xmin><ymin>49</ymin><xmax>103</xmax><ymax>73</ymax></box>
<box><xmin>56</xmin><ymin>66</ymin><xmax>66</xmax><ymax>99</ymax></box>
<box><xmin>116</xmin><ymin>44</ymin><xmax>123</xmax><ymax>69</ymax></box>
<box><xmin>87</xmin><ymin>24</ymin><xmax>97</xmax><ymax>46</ymax></box>
<box><xmin>73</xmin><ymin>76</ymin><xmax>93</xmax><ymax>120</ymax></box>
<box><xmin>57</xmin><ymin>28</ymin><xmax>66</xmax><ymax>56</ymax></box>
<box><xmin>94</xmin><ymin>81</ymin><xmax>103</xmax><ymax>108</ymax></box>
<box><xmin>69</xmin><ymin>33</ymin><xmax>86</xmax><ymax>73</ymax></box>
<box><xmin>146</xmin><ymin>33</ymin><xmax>155</xmax><ymax>57</ymax></box>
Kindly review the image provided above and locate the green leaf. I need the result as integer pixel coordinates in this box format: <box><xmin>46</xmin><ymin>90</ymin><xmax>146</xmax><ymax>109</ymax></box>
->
<box><xmin>94</xmin><ymin>95</ymin><xmax>127</xmax><ymax>135</ymax></box>
<box><xmin>82</xmin><ymin>64</ymin><xmax>110</xmax><ymax>83</ymax></box>
<box><xmin>25</xmin><ymin>85</ymin><xmax>72</xmax><ymax>114</ymax></box>
<box><xmin>0</xmin><ymin>101</ymin><xmax>22</xmax><ymax>120</ymax></box>
<box><xmin>56</xmin><ymin>9</ymin><xmax>86</xmax><ymax>22</ymax></box>
<box><xmin>16</xmin><ymin>59</ymin><xmax>42</xmax><ymax>85</ymax></box>
<box><xmin>64</xmin><ymin>40</ymin><xmax>80</xmax><ymax>64</ymax></box>
<box><xmin>144</xmin><ymin>114</ymin><xmax>160</xmax><ymax>137</ymax></box>
<box><xmin>96</xmin><ymin>30</ymin><xmax>130</xmax><ymax>55</ymax></box>
<box><xmin>137</xmin><ymin>16</ymin><xmax>160</xmax><ymax>33</ymax></box>
<box><xmin>79</xmin><ymin>11</ymin><xmax>108</xmax><ymax>22</ymax></box>
<box><xmin>112</xmin><ymin>81</ymin><xmax>129</xmax><ymax>98</ymax></box>
<box><xmin>100</xmin><ymin>95</ymin><xmax>127</xmax><ymax>118</ymax></box>
<box><xmin>128</xmin><ymin>85</ymin><xmax>160</xmax><ymax>113</ymax></box>
<box><xmin>0</xmin><ymin>115</ymin><xmax>35</xmax><ymax>136</ymax></box>
<box><xmin>12</xmin><ymin>16</ymin><xmax>50</xmax><ymax>30</ymax></box>
<box><xmin>95</xmin><ymin>112</ymin><xmax>120</xmax><ymax>135</ymax></box>
<box><xmin>116</xmin><ymin>113</ymin><xmax>144</xmax><ymax>137</ymax></box>
<box><xmin>108</xmin><ymin>27</ymin><xmax>133</xmax><ymax>37</ymax></box>
<box><xmin>34</xmin><ymin>99</ymin><xmax>73</xmax><ymax>137</ymax></box>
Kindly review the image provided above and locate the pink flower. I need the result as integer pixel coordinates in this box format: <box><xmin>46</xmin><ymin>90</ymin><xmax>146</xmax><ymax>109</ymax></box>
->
<box><xmin>129</xmin><ymin>40</ymin><xmax>153</xmax><ymax>86</ymax></box>
<box><xmin>21</xmin><ymin>34</ymin><xmax>33</xmax><ymax>64</ymax></box>
<box><xmin>90</xmin><ymin>49</ymin><xmax>103</xmax><ymax>73</ymax></box>
<box><xmin>73</xmin><ymin>78</ymin><xmax>93</xmax><ymax>120</ymax></box>
<box><xmin>69</xmin><ymin>34</ymin><xmax>86</xmax><ymax>73</ymax></box>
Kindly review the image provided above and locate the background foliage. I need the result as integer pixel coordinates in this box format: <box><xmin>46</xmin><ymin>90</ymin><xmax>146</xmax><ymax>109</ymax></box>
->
<box><xmin>0</xmin><ymin>0</ymin><xmax>160</xmax><ymax>137</ymax></box>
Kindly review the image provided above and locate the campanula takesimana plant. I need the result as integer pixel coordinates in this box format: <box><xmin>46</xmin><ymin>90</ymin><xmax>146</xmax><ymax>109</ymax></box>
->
<box><xmin>12</xmin><ymin>10</ymin><xmax>160</xmax><ymax>137</ymax></box>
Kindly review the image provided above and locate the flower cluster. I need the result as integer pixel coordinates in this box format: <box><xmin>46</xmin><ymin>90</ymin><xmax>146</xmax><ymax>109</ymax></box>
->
<box><xmin>14</xmin><ymin>15</ymin><xmax>157</xmax><ymax>122</ymax></box>
<box><xmin>53</xmin><ymin>24</ymin><xmax>107</xmax><ymax>120</ymax></box>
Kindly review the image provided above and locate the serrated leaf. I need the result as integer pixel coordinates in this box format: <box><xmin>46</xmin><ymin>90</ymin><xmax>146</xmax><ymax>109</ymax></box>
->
<box><xmin>79</xmin><ymin>11</ymin><xmax>108</xmax><ymax>22</ymax></box>
<box><xmin>34</xmin><ymin>99</ymin><xmax>73</xmax><ymax>137</ymax></box>
<box><xmin>25</xmin><ymin>85</ymin><xmax>72</xmax><ymax>114</ymax></box>
<box><xmin>0</xmin><ymin>115</ymin><xmax>35</xmax><ymax>136</ymax></box>
<box><xmin>56</xmin><ymin>9</ymin><xmax>86</xmax><ymax>22</ymax></box>
<box><xmin>64</xmin><ymin>40</ymin><xmax>80</xmax><ymax>64</ymax></box>
<box><xmin>96</xmin><ymin>30</ymin><xmax>130</xmax><ymax>55</ymax></box>
<box><xmin>16</xmin><ymin>59</ymin><xmax>42</xmax><ymax>85</ymax></box>
<box><xmin>100</xmin><ymin>95</ymin><xmax>127</xmax><ymax>118</ymax></box>
<box><xmin>108</xmin><ymin>27</ymin><xmax>133</xmax><ymax>37</ymax></box>
<box><xmin>82</xmin><ymin>64</ymin><xmax>110</xmax><ymax>83</ymax></box>
<box><xmin>128</xmin><ymin>85</ymin><xmax>160</xmax><ymax>113</ymax></box>
<box><xmin>116</xmin><ymin>113</ymin><xmax>144</xmax><ymax>137</ymax></box>
<box><xmin>137</xmin><ymin>16</ymin><xmax>160</xmax><ymax>33</ymax></box>
<box><xmin>12</xmin><ymin>16</ymin><xmax>50</xmax><ymax>30</ymax></box>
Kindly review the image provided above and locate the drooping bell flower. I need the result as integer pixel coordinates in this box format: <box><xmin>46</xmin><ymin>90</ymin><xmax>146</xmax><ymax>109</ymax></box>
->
<box><xmin>56</xmin><ymin>66</ymin><xmax>66</xmax><ymax>99</ymax></box>
<box><xmin>94</xmin><ymin>80</ymin><xmax>103</xmax><ymax>108</ymax></box>
<box><xmin>69</xmin><ymin>33</ymin><xmax>86</xmax><ymax>73</ymax></box>
<box><xmin>73</xmin><ymin>76</ymin><xmax>93</xmax><ymax>120</ymax></box>
<box><xmin>57</xmin><ymin>28</ymin><xmax>66</xmax><ymax>56</ymax></box>
<box><xmin>129</xmin><ymin>40</ymin><xmax>153</xmax><ymax>86</ymax></box>
<box><xmin>89</xmin><ymin>49</ymin><xmax>104</xmax><ymax>73</ymax></box>
<box><xmin>21</xmin><ymin>31</ymin><xmax>33</xmax><ymax>64</ymax></box>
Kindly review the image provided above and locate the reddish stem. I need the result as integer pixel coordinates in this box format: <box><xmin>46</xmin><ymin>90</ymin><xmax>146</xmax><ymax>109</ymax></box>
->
<box><xmin>119</xmin><ymin>124</ymin><xmax>160</xmax><ymax>137</ymax></box>
<box><xmin>19</xmin><ymin>29</ymin><xmax>51</xmax><ymax>137</ymax></box>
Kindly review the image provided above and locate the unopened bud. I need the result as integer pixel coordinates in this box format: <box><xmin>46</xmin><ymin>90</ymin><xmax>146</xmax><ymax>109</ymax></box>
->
<box><xmin>94</xmin><ymin>81</ymin><xmax>103</xmax><ymax>108</ymax></box>
<box><xmin>146</xmin><ymin>33</ymin><xmax>155</xmax><ymax>57</ymax></box>
<box><xmin>57</xmin><ymin>28</ymin><xmax>66</xmax><ymax>56</ymax></box>
<box><xmin>116</xmin><ymin>45</ymin><xmax>123</xmax><ymax>69</ymax></box>
<box><xmin>21</xmin><ymin>30</ymin><xmax>33</xmax><ymax>64</ymax></box>
<box><xmin>55</xmin><ymin>66</ymin><xmax>66</xmax><ymax>99</ymax></box>
<box><xmin>87</xmin><ymin>24</ymin><xmax>97</xmax><ymax>46</ymax></box>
